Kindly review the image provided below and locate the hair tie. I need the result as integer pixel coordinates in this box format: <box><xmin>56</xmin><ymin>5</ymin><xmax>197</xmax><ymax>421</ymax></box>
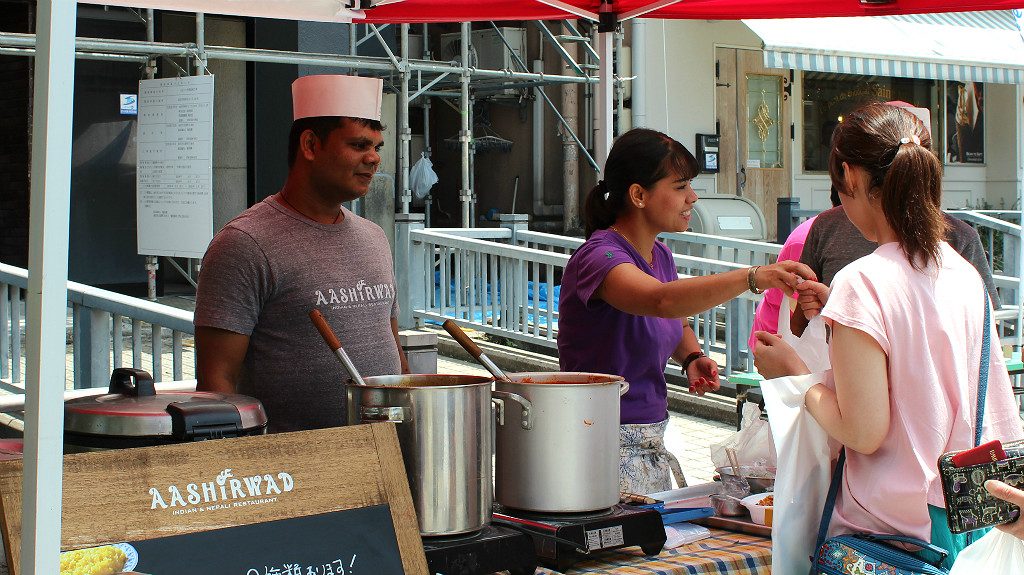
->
<box><xmin>598</xmin><ymin>179</ymin><xmax>609</xmax><ymax>200</ymax></box>
<box><xmin>899</xmin><ymin>135</ymin><xmax>921</xmax><ymax>146</ymax></box>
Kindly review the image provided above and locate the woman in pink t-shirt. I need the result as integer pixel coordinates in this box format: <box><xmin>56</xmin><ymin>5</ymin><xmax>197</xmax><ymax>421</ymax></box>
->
<box><xmin>754</xmin><ymin>103</ymin><xmax>1023</xmax><ymax>568</ymax></box>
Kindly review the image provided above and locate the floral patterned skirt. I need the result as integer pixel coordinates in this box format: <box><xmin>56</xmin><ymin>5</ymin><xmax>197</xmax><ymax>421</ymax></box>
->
<box><xmin>619</xmin><ymin>418</ymin><xmax>687</xmax><ymax>495</ymax></box>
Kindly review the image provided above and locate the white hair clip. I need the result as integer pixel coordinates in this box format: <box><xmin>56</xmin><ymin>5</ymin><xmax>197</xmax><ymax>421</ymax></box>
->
<box><xmin>899</xmin><ymin>135</ymin><xmax>921</xmax><ymax>146</ymax></box>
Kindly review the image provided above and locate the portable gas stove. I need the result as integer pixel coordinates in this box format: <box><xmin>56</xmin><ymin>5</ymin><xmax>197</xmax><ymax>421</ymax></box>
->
<box><xmin>492</xmin><ymin>504</ymin><xmax>667</xmax><ymax>572</ymax></box>
<box><xmin>422</xmin><ymin>524</ymin><xmax>538</xmax><ymax>575</ymax></box>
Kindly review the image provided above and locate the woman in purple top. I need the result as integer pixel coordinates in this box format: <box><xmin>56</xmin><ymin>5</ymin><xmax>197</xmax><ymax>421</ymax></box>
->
<box><xmin>557</xmin><ymin>128</ymin><xmax>813</xmax><ymax>494</ymax></box>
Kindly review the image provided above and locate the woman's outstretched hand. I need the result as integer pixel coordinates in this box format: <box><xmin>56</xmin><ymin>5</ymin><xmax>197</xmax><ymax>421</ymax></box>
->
<box><xmin>686</xmin><ymin>356</ymin><xmax>720</xmax><ymax>396</ymax></box>
<box><xmin>756</xmin><ymin>261</ymin><xmax>816</xmax><ymax>296</ymax></box>
<box><xmin>796</xmin><ymin>280</ymin><xmax>830</xmax><ymax>319</ymax></box>
<box><xmin>753</xmin><ymin>331</ymin><xmax>810</xmax><ymax>379</ymax></box>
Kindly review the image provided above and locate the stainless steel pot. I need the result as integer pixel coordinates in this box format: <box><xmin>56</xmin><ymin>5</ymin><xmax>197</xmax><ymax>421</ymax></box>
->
<box><xmin>494</xmin><ymin>372</ymin><xmax>628</xmax><ymax>513</ymax></box>
<box><xmin>346</xmin><ymin>374</ymin><xmax>494</xmax><ymax>536</ymax></box>
<box><xmin>64</xmin><ymin>368</ymin><xmax>267</xmax><ymax>452</ymax></box>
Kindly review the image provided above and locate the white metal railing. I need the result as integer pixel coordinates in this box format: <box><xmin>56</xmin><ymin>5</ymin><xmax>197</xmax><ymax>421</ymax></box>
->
<box><xmin>0</xmin><ymin>263</ymin><xmax>195</xmax><ymax>391</ymax></box>
<box><xmin>4</xmin><ymin>209</ymin><xmax>1018</xmax><ymax>393</ymax></box>
<box><xmin>407</xmin><ymin>223</ymin><xmax>783</xmax><ymax>375</ymax></box>
<box><xmin>948</xmin><ymin>210</ymin><xmax>1022</xmax><ymax>346</ymax></box>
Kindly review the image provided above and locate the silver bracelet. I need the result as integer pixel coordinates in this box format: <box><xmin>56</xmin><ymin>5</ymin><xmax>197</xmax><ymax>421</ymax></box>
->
<box><xmin>748</xmin><ymin>266</ymin><xmax>764</xmax><ymax>295</ymax></box>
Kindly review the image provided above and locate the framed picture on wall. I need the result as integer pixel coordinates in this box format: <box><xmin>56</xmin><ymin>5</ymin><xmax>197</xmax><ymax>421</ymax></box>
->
<box><xmin>945</xmin><ymin>81</ymin><xmax>984</xmax><ymax>164</ymax></box>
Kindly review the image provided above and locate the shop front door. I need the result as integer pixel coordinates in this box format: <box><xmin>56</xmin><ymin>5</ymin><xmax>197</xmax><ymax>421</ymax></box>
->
<box><xmin>715</xmin><ymin>47</ymin><xmax>792</xmax><ymax>241</ymax></box>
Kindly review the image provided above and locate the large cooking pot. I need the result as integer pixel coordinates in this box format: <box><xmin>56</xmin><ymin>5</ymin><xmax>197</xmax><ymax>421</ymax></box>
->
<box><xmin>64</xmin><ymin>368</ymin><xmax>267</xmax><ymax>451</ymax></box>
<box><xmin>346</xmin><ymin>374</ymin><xmax>494</xmax><ymax>537</ymax></box>
<box><xmin>494</xmin><ymin>372</ymin><xmax>628</xmax><ymax>513</ymax></box>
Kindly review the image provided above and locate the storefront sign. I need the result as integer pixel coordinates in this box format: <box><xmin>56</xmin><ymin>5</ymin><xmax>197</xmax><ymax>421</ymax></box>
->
<box><xmin>0</xmin><ymin>425</ymin><xmax>427</xmax><ymax>575</ymax></box>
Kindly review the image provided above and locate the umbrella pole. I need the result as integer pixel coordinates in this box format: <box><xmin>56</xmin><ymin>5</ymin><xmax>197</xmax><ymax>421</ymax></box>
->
<box><xmin>22</xmin><ymin>1</ymin><xmax>77</xmax><ymax>573</ymax></box>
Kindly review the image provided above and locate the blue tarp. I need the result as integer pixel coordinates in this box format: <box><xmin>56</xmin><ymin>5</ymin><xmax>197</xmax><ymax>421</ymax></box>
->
<box><xmin>428</xmin><ymin>272</ymin><xmax>560</xmax><ymax>326</ymax></box>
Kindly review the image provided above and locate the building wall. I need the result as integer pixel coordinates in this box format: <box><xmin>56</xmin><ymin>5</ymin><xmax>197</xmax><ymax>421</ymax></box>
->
<box><xmin>641</xmin><ymin>19</ymin><xmax>1021</xmax><ymax>218</ymax></box>
<box><xmin>635</xmin><ymin>19</ymin><xmax>761</xmax><ymax>200</ymax></box>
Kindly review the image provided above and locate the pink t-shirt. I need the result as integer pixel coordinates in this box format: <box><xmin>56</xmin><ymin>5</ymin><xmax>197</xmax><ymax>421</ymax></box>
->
<box><xmin>748</xmin><ymin>216</ymin><xmax>816</xmax><ymax>350</ymax></box>
<box><xmin>821</xmin><ymin>242</ymin><xmax>1024</xmax><ymax>541</ymax></box>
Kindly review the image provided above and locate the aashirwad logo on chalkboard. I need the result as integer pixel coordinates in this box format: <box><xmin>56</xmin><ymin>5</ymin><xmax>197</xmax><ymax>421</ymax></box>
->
<box><xmin>148</xmin><ymin>468</ymin><xmax>295</xmax><ymax>516</ymax></box>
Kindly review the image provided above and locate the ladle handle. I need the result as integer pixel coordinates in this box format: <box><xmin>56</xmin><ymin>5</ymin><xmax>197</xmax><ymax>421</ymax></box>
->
<box><xmin>310</xmin><ymin>310</ymin><xmax>366</xmax><ymax>386</ymax></box>
<box><xmin>443</xmin><ymin>319</ymin><xmax>483</xmax><ymax>358</ymax></box>
<box><xmin>442</xmin><ymin>319</ymin><xmax>512</xmax><ymax>383</ymax></box>
<box><xmin>310</xmin><ymin>309</ymin><xmax>342</xmax><ymax>351</ymax></box>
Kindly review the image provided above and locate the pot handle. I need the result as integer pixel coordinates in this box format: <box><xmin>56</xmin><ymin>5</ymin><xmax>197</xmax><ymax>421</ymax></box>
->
<box><xmin>619</xmin><ymin>381</ymin><xmax>630</xmax><ymax>397</ymax></box>
<box><xmin>491</xmin><ymin>397</ymin><xmax>505</xmax><ymax>427</ymax></box>
<box><xmin>109</xmin><ymin>368</ymin><xmax>156</xmax><ymax>397</ymax></box>
<box><xmin>359</xmin><ymin>406</ymin><xmax>406</xmax><ymax>424</ymax></box>
<box><xmin>491</xmin><ymin>391</ymin><xmax>533</xmax><ymax>430</ymax></box>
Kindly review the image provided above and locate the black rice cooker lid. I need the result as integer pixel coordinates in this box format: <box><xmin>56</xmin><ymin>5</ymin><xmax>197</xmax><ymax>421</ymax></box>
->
<box><xmin>64</xmin><ymin>368</ymin><xmax>267</xmax><ymax>440</ymax></box>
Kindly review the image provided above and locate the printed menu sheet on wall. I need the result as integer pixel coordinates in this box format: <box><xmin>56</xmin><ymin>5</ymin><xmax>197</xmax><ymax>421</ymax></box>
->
<box><xmin>137</xmin><ymin>74</ymin><xmax>215</xmax><ymax>259</ymax></box>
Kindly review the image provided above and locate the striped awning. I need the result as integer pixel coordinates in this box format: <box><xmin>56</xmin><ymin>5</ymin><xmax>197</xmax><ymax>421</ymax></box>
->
<box><xmin>745</xmin><ymin>11</ymin><xmax>1024</xmax><ymax>84</ymax></box>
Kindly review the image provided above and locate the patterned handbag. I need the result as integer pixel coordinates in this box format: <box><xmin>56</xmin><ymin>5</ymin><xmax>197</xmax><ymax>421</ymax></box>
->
<box><xmin>811</xmin><ymin>451</ymin><xmax>949</xmax><ymax>575</ymax></box>
<box><xmin>934</xmin><ymin>289</ymin><xmax>1021</xmax><ymax>534</ymax></box>
<box><xmin>938</xmin><ymin>440</ymin><xmax>1024</xmax><ymax>533</ymax></box>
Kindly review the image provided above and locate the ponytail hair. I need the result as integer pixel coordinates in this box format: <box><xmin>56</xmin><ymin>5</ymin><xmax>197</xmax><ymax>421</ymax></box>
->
<box><xmin>583</xmin><ymin>128</ymin><xmax>698</xmax><ymax>238</ymax></box>
<box><xmin>828</xmin><ymin>103</ymin><xmax>946</xmax><ymax>270</ymax></box>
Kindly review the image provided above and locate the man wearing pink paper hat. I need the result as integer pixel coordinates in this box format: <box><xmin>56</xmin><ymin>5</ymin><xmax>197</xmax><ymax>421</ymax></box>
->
<box><xmin>194</xmin><ymin>74</ymin><xmax>409</xmax><ymax>433</ymax></box>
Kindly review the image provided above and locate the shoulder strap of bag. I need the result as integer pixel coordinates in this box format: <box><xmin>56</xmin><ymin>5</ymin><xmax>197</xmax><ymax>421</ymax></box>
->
<box><xmin>966</xmin><ymin>289</ymin><xmax>992</xmax><ymax>547</ymax></box>
<box><xmin>812</xmin><ymin>448</ymin><xmax>846</xmax><ymax>566</ymax></box>
<box><xmin>974</xmin><ymin>290</ymin><xmax>991</xmax><ymax>448</ymax></box>
<box><xmin>810</xmin><ymin>290</ymin><xmax>991</xmax><ymax>572</ymax></box>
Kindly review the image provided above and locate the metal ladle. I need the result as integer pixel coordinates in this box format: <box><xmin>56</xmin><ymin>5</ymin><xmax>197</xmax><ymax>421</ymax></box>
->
<box><xmin>309</xmin><ymin>309</ymin><xmax>366</xmax><ymax>386</ymax></box>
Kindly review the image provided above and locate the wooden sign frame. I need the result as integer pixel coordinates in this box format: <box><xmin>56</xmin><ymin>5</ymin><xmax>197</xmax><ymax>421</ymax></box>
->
<box><xmin>0</xmin><ymin>423</ymin><xmax>428</xmax><ymax>575</ymax></box>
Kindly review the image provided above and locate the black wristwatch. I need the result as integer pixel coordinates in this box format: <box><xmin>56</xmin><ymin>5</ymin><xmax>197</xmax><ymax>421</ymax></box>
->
<box><xmin>681</xmin><ymin>351</ymin><xmax>705</xmax><ymax>372</ymax></box>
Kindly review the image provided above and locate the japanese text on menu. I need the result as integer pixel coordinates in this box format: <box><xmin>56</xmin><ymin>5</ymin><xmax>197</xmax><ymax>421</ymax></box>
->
<box><xmin>137</xmin><ymin>75</ymin><xmax>215</xmax><ymax>259</ymax></box>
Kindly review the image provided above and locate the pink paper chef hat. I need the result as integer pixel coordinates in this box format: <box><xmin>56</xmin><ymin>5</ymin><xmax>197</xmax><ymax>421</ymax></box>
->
<box><xmin>292</xmin><ymin>74</ymin><xmax>383</xmax><ymax>121</ymax></box>
<box><xmin>886</xmin><ymin>100</ymin><xmax>932</xmax><ymax>137</ymax></box>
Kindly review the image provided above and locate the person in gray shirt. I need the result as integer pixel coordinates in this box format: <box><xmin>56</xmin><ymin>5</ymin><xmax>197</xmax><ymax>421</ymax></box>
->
<box><xmin>194</xmin><ymin>75</ymin><xmax>408</xmax><ymax>432</ymax></box>
<box><xmin>791</xmin><ymin>204</ymin><xmax>1001</xmax><ymax>336</ymax></box>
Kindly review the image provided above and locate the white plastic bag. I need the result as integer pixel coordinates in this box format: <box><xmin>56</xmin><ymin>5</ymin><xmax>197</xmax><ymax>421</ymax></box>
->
<box><xmin>778</xmin><ymin>301</ymin><xmax>831</xmax><ymax>373</ymax></box>
<box><xmin>949</xmin><ymin>529</ymin><xmax>1024</xmax><ymax>574</ymax></box>
<box><xmin>409</xmin><ymin>154</ymin><xmax>439</xmax><ymax>200</ymax></box>
<box><xmin>710</xmin><ymin>402</ymin><xmax>776</xmax><ymax>474</ymax></box>
<box><xmin>761</xmin><ymin>305</ymin><xmax>834</xmax><ymax>575</ymax></box>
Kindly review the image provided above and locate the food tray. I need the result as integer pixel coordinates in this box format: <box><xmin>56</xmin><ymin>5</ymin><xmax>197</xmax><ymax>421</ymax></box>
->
<box><xmin>693</xmin><ymin>514</ymin><xmax>772</xmax><ymax>538</ymax></box>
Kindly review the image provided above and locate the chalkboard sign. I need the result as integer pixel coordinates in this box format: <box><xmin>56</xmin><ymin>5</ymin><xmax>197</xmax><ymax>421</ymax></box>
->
<box><xmin>59</xmin><ymin>505</ymin><xmax>404</xmax><ymax>575</ymax></box>
<box><xmin>0</xmin><ymin>425</ymin><xmax>427</xmax><ymax>575</ymax></box>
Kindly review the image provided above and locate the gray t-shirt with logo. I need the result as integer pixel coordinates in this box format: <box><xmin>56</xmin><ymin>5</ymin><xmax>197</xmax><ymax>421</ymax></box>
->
<box><xmin>195</xmin><ymin>198</ymin><xmax>401</xmax><ymax>432</ymax></box>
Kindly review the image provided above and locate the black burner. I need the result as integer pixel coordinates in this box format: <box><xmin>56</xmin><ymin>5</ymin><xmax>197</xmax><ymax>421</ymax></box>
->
<box><xmin>506</xmin><ymin>506</ymin><xmax>616</xmax><ymax>522</ymax></box>
<box><xmin>492</xmin><ymin>504</ymin><xmax>667</xmax><ymax>572</ymax></box>
<box><xmin>422</xmin><ymin>524</ymin><xmax>538</xmax><ymax>575</ymax></box>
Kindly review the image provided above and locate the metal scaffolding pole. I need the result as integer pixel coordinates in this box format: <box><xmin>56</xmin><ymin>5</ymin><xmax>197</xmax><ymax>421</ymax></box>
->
<box><xmin>0</xmin><ymin>32</ymin><xmax>596</xmax><ymax>87</ymax></box>
<box><xmin>399</xmin><ymin>23</ymin><xmax>411</xmax><ymax>214</ymax></box>
<box><xmin>459</xmin><ymin>23</ymin><xmax>472</xmax><ymax>228</ymax></box>
<box><xmin>349</xmin><ymin>23</ymin><xmax>357</xmax><ymax>75</ymax></box>
<box><xmin>593</xmin><ymin>30</ymin><xmax>613</xmax><ymax>169</ymax></box>
<box><xmin>194</xmin><ymin>13</ymin><xmax>207</xmax><ymax>74</ymax></box>
<box><xmin>144</xmin><ymin>9</ymin><xmax>159</xmax><ymax>301</ymax></box>
<box><xmin>421</xmin><ymin>24</ymin><xmax>433</xmax><ymax>227</ymax></box>
<box><xmin>614</xmin><ymin>25</ymin><xmax>625</xmax><ymax>137</ymax></box>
